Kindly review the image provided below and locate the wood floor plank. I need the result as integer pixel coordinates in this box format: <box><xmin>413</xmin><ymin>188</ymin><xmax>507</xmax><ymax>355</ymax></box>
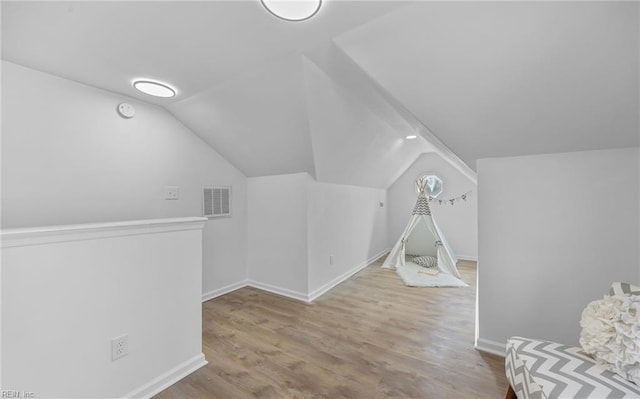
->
<box><xmin>154</xmin><ymin>259</ymin><xmax>507</xmax><ymax>398</ymax></box>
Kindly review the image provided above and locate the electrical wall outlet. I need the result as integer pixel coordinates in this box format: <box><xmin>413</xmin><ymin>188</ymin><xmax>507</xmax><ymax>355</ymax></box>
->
<box><xmin>111</xmin><ymin>334</ymin><xmax>128</xmax><ymax>361</ymax></box>
<box><xmin>165</xmin><ymin>186</ymin><xmax>179</xmax><ymax>200</ymax></box>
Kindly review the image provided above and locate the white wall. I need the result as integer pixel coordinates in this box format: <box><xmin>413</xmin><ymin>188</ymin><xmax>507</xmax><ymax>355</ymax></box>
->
<box><xmin>247</xmin><ymin>174</ymin><xmax>389</xmax><ymax>300</ymax></box>
<box><xmin>307</xmin><ymin>181</ymin><xmax>388</xmax><ymax>296</ymax></box>
<box><xmin>388</xmin><ymin>152</ymin><xmax>478</xmax><ymax>259</ymax></box>
<box><xmin>1</xmin><ymin>218</ymin><xmax>206</xmax><ymax>397</ymax></box>
<box><xmin>247</xmin><ymin>173</ymin><xmax>310</xmax><ymax>297</ymax></box>
<box><xmin>477</xmin><ymin>148</ymin><xmax>640</xmax><ymax>354</ymax></box>
<box><xmin>0</xmin><ymin>61</ymin><xmax>248</xmax><ymax>297</ymax></box>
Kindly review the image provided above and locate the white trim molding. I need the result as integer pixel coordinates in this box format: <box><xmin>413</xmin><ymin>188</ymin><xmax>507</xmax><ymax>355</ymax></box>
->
<box><xmin>0</xmin><ymin>217</ymin><xmax>207</xmax><ymax>248</ymax></box>
<box><xmin>123</xmin><ymin>353</ymin><xmax>207</xmax><ymax>399</ymax></box>
<box><xmin>247</xmin><ymin>280</ymin><xmax>310</xmax><ymax>302</ymax></box>
<box><xmin>308</xmin><ymin>248</ymin><xmax>390</xmax><ymax>302</ymax></box>
<box><xmin>456</xmin><ymin>254</ymin><xmax>478</xmax><ymax>262</ymax></box>
<box><xmin>246</xmin><ymin>249</ymin><xmax>390</xmax><ymax>303</ymax></box>
<box><xmin>202</xmin><ymin>280</ymin><xmax>249</xmax><ymax>302</ymax></box>
<box><xmin>475</xmin><ymin>337</ymin><xmax>506</xmax><ymax>357</ymax></box>
<box><xmin>201</xmin><ymin>250</ymin><xmax>390</xmax><ymax>304</ymax></box>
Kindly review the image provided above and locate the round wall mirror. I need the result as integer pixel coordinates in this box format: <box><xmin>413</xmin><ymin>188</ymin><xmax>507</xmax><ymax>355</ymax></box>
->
<box><xmin>416</xmin><ymin>174</ymin><xmax>443</xmax><ymax>198</ymax></box>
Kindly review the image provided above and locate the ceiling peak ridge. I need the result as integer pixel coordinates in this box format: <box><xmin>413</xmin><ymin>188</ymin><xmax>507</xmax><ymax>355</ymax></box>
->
<box><xmin>333</xmin><ymin>44</ymin><xmax>477</xmax><ymax>185</ymax></box>
<box><xmin>303</xmin><ymin>42</ymin><xmax>477</xmax><ymax>185</ymax></box>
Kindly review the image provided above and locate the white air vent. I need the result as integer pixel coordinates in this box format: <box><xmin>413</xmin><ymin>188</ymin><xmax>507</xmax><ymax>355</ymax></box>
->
<box><xmin>202</xmin><ymin>186</ymin><xmax>231</xmax><ymax>218</ymax></box>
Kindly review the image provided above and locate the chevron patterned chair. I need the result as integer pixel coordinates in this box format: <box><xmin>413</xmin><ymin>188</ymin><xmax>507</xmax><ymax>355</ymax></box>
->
<box><xmin>504</xmin><ymin>283</ymin><xmax>640</xmax><ymax>399</ymax></box>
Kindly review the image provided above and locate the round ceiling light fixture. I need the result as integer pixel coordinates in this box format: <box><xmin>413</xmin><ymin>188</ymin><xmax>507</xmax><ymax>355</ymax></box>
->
<box><xmin>133</xmin><ymin>80</ymin><xmax>176</xmax><ymax>98</ymax></box>
<box><xmin>260</xmin><ymin>0</ymin><xmax>322</xmax><ymax>21</ymax></box>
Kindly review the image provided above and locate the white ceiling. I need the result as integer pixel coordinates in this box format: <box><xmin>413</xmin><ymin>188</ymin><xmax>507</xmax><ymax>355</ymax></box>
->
<box><xmin>168</xmin><ymin>53</ymin><xmax>317</xmax><ymax>178</ymax></box>
<box><xmin>335</xmin><ymin>1</ymin><xmax>640</xmax><ymax>167</ymax></box>
<box><xmin>1</xmin><ymin>0</ymin><xmax>408</xmax><ymax>104</ymax></box>
<box><xmin>3</xmin><ymin>1</ymin><xmax>638</xmax><ymax>186</ymax></box>
<box><xmin>303</xmin><ymin>54</ymin><xmax>431</xmax><ymax>188</ymax></box>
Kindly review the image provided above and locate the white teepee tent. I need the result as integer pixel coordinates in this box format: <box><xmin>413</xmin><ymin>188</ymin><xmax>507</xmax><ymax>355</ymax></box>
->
<box><xmin>383</xmin><ymin>178</ymin><xmax>462</xmax><ymax>279</ymax></box>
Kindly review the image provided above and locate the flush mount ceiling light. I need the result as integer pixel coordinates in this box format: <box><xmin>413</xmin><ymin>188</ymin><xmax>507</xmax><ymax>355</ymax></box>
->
<box><xmin>405</xmin><ymin>135</ymin><xmax>418</xmax><ymax>140</ymax></box>
<box><xmin>260</xmin><ymin>0</ymin><xmax>322</xmax><ymax>21</ymax></box>
<box><xmin>133</xmin><ymin>80</ymin><xmax>176</xmax><ymax>98</ymax></box>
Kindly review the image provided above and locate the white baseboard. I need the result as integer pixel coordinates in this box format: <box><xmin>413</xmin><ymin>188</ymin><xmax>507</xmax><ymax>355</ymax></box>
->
<box><xmin>456</xmin><ymin>254</ymin><xmax>478</xmax><ymax>262</ymax></box>
<box><xmin>123</xmin><ymin>353</ymin><xmax>207</xmax><ymax>399</ymax></box>
<box><xmin>308</xmin><ymin>248</ymin><xmax>390</xmax><ymax>302</ymax></box>
<box><xmin>475</xmin><ymin>337</ymin><xmax>505</xmax><ymax>357</ymax></box>
<box><xmin>200</xmin><ymin>249</ymin><xmax>390</xmax><ymax>304</ymax></box>
<box><xmin>203</xmin><ymin>278</ymin><xmax>312</xmax><ymax>304</ymax></box>
<box><xmin>202</xmin><ymin>280</ymin><xmax>249</xmax><ymax>302</ymax></box>
<box><xmin>247</xmin><ymin>280</ymin><xmax>310</xmax><ymax>302</ymax></box>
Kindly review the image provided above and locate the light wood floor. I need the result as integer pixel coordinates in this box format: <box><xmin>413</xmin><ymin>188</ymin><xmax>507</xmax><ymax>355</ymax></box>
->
<box><xmin>155</xmin><ymin>259</ymin><xmax>507</xmax><ymax>398</ymax></box>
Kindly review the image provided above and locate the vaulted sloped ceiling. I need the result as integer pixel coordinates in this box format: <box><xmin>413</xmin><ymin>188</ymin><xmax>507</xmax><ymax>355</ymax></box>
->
<box><xmin>2</xmin><ymin>1</ymin><xmax>638</xmax><ymax>187</ymax></box>
<box><xmin>0</xmin><ymin>1</ymin><xmax>409</xmax><ymax>104</ymax></box>
<box><xmin>303</xmin><ymin>42</ymin><xmax>476</xmax><ymax>183</ymax></box>
<box><xmin>168</xmin><ymin>54</ymin><xmax>316</xmax><ymax>178</ymax></box>
<box><xmin>303</xmin><ymin>55</ymin><xmax>430</xmax><ymax>188</ymax></box>
<box><xmin>168</xmin><ymin>46</ymin><xmax>437</xmax><ymax>188</ymax></box>
<box><xmin>335</xmin><ymin>2</ymin><xmax>640</xmax><ymax>167</ymax></box>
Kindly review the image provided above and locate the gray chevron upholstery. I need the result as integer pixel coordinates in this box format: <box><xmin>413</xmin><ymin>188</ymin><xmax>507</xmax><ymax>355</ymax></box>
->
<box><xmin>506</xmin><ymin>337</ymin><xmax>640</xmax><ymax>398</ymax></box>
<box><xmin>506</xmin><ymin>340</ymin><xmax>546</xmax><ymax>399</ymax></box>
<box><xmin>412</xmin><ymin>195</ymin><xmax>431</xmax><ymax>216</ymax></box>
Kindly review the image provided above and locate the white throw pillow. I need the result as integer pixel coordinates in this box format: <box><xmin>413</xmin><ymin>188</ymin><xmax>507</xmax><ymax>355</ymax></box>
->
<box><xmin>580</xmin><ymin>295</ymin><xmax>640</xmax><ymax>386</ymax></box>
<box><xmin>412</xmin><ymin>255</ymin><xmax>437</xmax><ymax>268</ymax></box>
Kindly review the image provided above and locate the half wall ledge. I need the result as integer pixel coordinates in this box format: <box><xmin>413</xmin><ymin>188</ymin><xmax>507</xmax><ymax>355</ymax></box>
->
<box><xmin>1</xmin><ymin>216</ymin><xmax>207</xmax><ymax>398</ymax></box>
